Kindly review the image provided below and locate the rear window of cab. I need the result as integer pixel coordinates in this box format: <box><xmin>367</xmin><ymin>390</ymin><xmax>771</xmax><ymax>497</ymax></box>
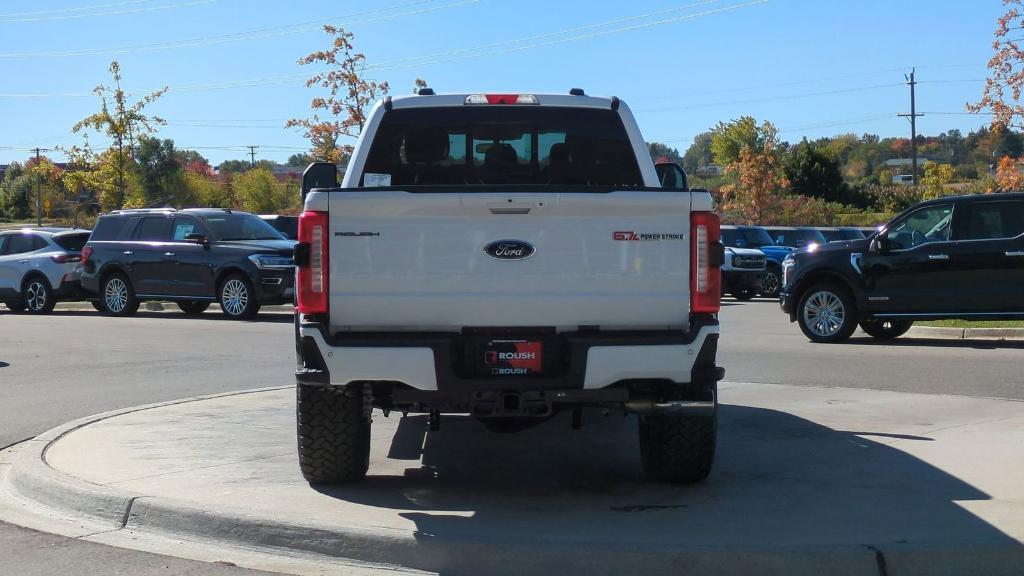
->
<box><xmin>361</xmin><ymin>107</ymin><xmax>644</xmax><ymax>188</ymax></box>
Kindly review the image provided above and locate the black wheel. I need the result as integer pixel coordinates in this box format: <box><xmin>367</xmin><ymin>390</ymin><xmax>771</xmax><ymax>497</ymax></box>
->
<box><xmin>219</xmin><ymin>274</ymin><xmax>260</xmax><ymax>320</ymax></box>
<box><xmin>859</xmin><ymin>319</ymin><xmax>913</xmax><ymax>340</ymax></box>
<box><xmin>296</xmin><ymin>382</ymin><xmax>371</xmax><ymax>484</ymax></box>
<box><xmin>23</xmin><ymin>276</ymin><xmax>56</xmax><ymax>315</ymax></box>
<box><xmin>639</xmin><ymin>406</ymin><xmax>717</xmax><ymax>484</ymax></box>
<box><xmin>796</xmin><ymin>283</ymin><xmax>858</xmax><ymax>343</ymax></box>
<box><xmin>177</xmin><ymin>301</ymin><xmax>210</xmax><ymax>315</ymax></box>
<box><xmin>4</xmin><ymin>301</ymin><xmax>26</xmax><ymax>313</ymax></box>
<box><xmin>91</xmin><ymin>300</ymin><xmax>106</xmax><ymax>312</ymax></box>
<box><xmin>731</xmin><ymin>288</ymin><xmax>755</xmax><ymax>301</ymax></box>
<box><xmin>101</xmin><ymin>273</ymin><xmax>139</xmax><ymax>317</ymax></box>
<box><xmin>760</xmin><ymin>264</ymin><xmax>782</xmax><ymax>298</ymax></box>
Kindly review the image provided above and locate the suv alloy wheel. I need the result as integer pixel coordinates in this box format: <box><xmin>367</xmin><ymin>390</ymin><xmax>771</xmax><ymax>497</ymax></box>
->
<box><xmin>23</xmin><ymin>277</ymin><xmax>56</xmax><ymax>314</ymax></box>
<box><xmin>102</xmin><ymin>273</ymin><xmax>139</xmax><ymax>317</ymax></box>
<box><xmin>797</xmin><ymin>283</ymin><xmax>858</xmax><ymax>343</ymax></box>
<box><xmin>219</xmin><ymin>274</ymin><xmax>260</xmax><ymax>320</ymax></box>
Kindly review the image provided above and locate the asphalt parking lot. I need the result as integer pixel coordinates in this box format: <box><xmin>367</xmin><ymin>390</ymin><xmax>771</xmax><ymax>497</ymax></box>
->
<box><xmin>2</xmin><ymin>300</ymin><xmax>1023</xmax><ymax>575</ymax></box>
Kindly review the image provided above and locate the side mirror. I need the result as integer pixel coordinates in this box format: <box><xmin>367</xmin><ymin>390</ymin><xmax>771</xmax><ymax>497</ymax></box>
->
<box><xmin>869</xmin><ymin>234</ymin><xmax>886</xmax><ymax>254</ymax></box>
<box><xmin>185</xmin><ymin>233</ymin><xmax>208</xmax><ymax>247</ymax></box>
<box><xmin>654</xmin><ymin>162</ymin><xmax>689</xmax><ymax>191</ymax></box>
<box><xmin>301</xmin><ymin>162</ymin><xmax>339</xmax><ymax>203</ymax></box>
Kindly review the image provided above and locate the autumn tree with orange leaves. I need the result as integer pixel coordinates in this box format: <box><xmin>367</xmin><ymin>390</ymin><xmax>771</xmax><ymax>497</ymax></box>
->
<box><xmin>996</xmin><ymin>155</ymin><xmax>1024</xmax><ymax>191</ymax></box>
<box><xmin>714</xmin><ymin>118</ymin><xmax>789</xmax><ymax>224</ymax></box>
<box><xmin>287</xmin><ymin>26</ymin><xmax>390</xmax><ymax>164</ymax></box>
<box><xmin>969</xmin><ymin>0</ymin><xmax>1024</xmax><ymax>129</ymax></box>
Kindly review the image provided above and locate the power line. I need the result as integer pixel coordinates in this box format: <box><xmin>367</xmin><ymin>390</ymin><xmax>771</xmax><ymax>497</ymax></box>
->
<box><xmin>367</xmin><ymin>0</ymin><xmax>771</xmax><ymax>72</ymax></box>
<box><xmin>0</xmin><ymin>0</ymin><xmax>474</xmax><ymax>59</ymax></box>
<box><xmin>635</xmin><ymin>82</ymin><xmax>905</xmax><ymax>113</ymax></box>
<box><xmin>0</xmin><ymin>0</ymin><xmax>214</xmax><ymax>23</ymax></box>
<box><xmin>360</xmin><ymin>0</ymin><xmax>725</xmax><ymax>69</ymax></box>
<box><xmin>0</xmin><ymin>0</ymin><xmax>157</xmax><ymax>17</ymax></box>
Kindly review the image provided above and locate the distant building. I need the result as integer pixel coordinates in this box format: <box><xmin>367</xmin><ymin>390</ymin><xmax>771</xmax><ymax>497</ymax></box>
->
<box><xmin>695</xmin><ymin>165</ymin><xmax>723</xmax><ymax>177</ymax></box>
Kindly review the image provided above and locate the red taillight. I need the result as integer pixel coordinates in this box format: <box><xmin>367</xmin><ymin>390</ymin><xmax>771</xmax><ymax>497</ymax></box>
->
<box><xmin>297</xmin><ymin>210</ymin><xmax>329</xmax><ymax>315</ymax></box>
<box><xmin>51</xmin><ymin>253</ymin><xmax>82</xmax><ymax>264</ymax></box>
<box><xmin>81</xmin><ymin>246</ymin><xmax>93</xmax><ymax>264</ymax></box>
<box><xmin>690</xmin><ymin>211</ymin><xmax>722</xmax><ymax>314</ymax></box>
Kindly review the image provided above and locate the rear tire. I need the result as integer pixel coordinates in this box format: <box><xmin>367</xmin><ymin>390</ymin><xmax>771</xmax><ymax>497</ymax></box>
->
<box><xmin>859</xmin><ymin>319</ymin><xmax>913</xmax><ymax>340</ymax></box>
<box><xmin>796</xmin><ymin>283</ymin><xmax>857</xmax><ymax>343</ymax></box>
<box><xmin>101</xmin><ymin>273</ymin><xmax>139</xmax><ymax>317</ymax></box>
<box><xmin>23</xmin><ymin>276</ymin><xmax>56</xmax><ymax>315</ymax></box>
<box><xmin>296</xmin><ymin>383</ymin><xmax>371</xmax><ymax>484</ymax></box>
<box><xmin>219</xmin><ymin>274</ymin><xmax>260</xmax><ymax>320</ymax></box>
<box><xmin>639</xmin><ymin>399</ymin><xmax>717</xmax><ymax>484</ymax></box>
<box><xmin>177</xmin><ymin>301</ymin><xmax>210</xmax><ymax>315</ymax></box>
<box><xmin>91</xmin><ymin>301</ymin><xmax>106</xmax><ymax>312</ymax></box>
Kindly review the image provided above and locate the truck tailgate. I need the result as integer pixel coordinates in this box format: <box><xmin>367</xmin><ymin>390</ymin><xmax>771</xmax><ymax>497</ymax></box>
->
<box><xmin>327</xmin><ymin>190</ymin><xmax>691</xmax><ymax>330</ymax></box>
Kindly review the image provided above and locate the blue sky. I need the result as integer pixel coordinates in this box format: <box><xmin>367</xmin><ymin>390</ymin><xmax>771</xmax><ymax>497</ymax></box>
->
<box><xmin>0</xmin><ymin>0</ymin><xmax>1007</xmax><ymax>166</ymax></box>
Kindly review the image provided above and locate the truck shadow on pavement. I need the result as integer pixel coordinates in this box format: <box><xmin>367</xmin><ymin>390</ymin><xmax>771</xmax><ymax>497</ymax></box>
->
<box><xmin>312</xmin><ymin>405</ymin><xmax>1022</xmax><ymax>575</ymax></box>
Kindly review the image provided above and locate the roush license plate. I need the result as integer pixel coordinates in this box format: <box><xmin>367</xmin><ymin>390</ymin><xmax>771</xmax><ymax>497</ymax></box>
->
<box><xmin>481</xmin><ymin>340</ymin><xmax>543</xmax><ymax>376</ymax></box>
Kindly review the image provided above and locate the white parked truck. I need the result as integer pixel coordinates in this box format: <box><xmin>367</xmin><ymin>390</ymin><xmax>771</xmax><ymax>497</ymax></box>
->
<box><xmin>293</xmin><ymin>90</ymin><xmax>725</xmax><ymax>484</ymax></box>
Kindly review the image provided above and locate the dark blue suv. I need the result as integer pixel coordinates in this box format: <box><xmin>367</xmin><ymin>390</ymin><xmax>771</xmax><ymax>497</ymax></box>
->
<box><xmin>721</xmin><ymin>225</ymin><xmax>794</xmax><ymax>298</ymax></box>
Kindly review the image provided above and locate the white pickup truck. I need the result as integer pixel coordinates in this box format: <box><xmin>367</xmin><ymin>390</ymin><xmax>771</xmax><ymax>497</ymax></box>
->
<box><xmin>293</xmin><ymin>90</ymin><xmax>725</xmax><ymax>484</ymax></box>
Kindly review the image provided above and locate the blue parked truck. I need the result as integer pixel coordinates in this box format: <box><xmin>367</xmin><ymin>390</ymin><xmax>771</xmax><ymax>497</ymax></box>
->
<box><xmin>720</xmin><ymin>225</ymin><xmax>794</xmax><ymax>298</ymax></box>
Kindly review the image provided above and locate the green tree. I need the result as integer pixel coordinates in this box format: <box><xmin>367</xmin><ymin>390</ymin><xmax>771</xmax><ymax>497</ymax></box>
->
<box><xmin>711</xmin><ymin>117</ymin><xmax>777</xmax><ymax>166</ymax></box>
<box><xmin>69</xmin><ymin>61</ymin><xmax>167</xmax><ymax>209</ymax></box>
<box><xmin>647</xmin><ymin>142</ymin><xmax>681</xmax><ymax>163</ymax></box>
<box><xmin>287</xmin><ymin>152</ymin><xmax>314</xmax><ymax>167</ymax></box>
<box><xmin>784</xmin><ymin>141</ymin><xmax>849</xmax><ymax>203</ymax></box>
<box><xmin>217</xmin><ymin>159</ymin><xmax>251</xmax><ymax>173</ymax></box>
<box><xmin>682</xmin><ymin>132</ymin><xmax>714</xmax><ymax>174</ymax></box>
<box><xmin>1</xmin><ymin>163</ymin><xmax>33</xmax><ymax>220</ymax></box>
<box><xmin>235</xmin><ymin>168</ymin><xmax>286</xmax><ymax>213</ymax></box>
<box><xmin>921</xmin><ymin>161</ymin><xmax>956</xmax><ymax>199</ymax></box>
<box><xmin>136</xmin><ymin>137</ymin><xmax>181</xmax><ymax>204</ymax></box>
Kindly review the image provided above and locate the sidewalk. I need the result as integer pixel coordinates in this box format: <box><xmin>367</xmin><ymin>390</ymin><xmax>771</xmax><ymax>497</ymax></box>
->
<box><xmin>3</xmin><ymin>383</ymin><xmax>1023</xmax><ymax>576</ymax></box>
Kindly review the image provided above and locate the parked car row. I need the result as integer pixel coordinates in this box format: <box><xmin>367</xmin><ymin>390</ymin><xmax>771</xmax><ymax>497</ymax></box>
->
<box><xmin>718</xmin><ymin>224</ymin><xmax>881</xmax><ymax>299</ymax></box>
<box><xmin>1</xmin><ymin>208</ymin><xmax>296</xmax><ymax>319</ymax></box>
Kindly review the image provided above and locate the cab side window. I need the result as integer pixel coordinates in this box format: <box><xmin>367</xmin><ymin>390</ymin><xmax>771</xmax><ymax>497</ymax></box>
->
<box><xmin>3</xmin><ymin>233</ymin><xmax>42</xmax><ymax>255</ymax></box>
<box><xmin>135</xmin><ymin>217</ymin><xmax>171</xmax><ymax>242</ymax></box>
<box><xmin>171</xmin><ymin>217</ymin><xmax>200</xmax><ymax>241</ymax></box>
<box><xmin>886</xmin><ymin>204</ymin><xmax>953</xmax><ymax>250</ymax></box>
<box><xmin>965</xmin><ymin>201</ymin><xmax>1024</xmax><ymax>240</ymax></box>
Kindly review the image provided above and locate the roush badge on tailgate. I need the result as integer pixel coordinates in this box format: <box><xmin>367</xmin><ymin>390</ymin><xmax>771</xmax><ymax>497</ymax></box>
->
<box><xmin>484</xmin><ymin>240</ymin><xmax>535</xmax><ymax>260</ymax></box>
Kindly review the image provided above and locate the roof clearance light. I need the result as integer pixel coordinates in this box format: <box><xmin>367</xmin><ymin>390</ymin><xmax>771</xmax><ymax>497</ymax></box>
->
<box><xmin>464</xmin><ymin>94</ymin><xmax>539</xmax><ymax>105</ymax></box>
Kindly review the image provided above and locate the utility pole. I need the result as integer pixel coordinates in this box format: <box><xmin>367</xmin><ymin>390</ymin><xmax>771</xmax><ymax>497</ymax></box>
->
<box><xmin>898</xmin><ymin>69</ymin><xmax>924</xmax><ymax>185</ymax></box>
<box><xmin>32</xmin><ymin>147</ymin><xmax>50</xmax><ymax>226</ymax></box>
<box><xmin>247</xmin><ymin>145</ymin><xmax>259</xmax><ymax>167</ymax></box>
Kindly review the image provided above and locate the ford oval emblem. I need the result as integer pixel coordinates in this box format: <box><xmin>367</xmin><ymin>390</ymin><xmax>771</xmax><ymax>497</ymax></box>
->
<box><xmin>484</xmin><ymin>240</ymin><xmax>535</xmax><ymax>260</ymax></box>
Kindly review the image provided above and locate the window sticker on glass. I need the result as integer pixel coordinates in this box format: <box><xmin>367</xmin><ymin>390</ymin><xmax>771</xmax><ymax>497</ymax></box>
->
<box><xmin>173</xmin><ymin>224</ymin><xmax>195</xmax><ymax>241</ymax></box>
<box><xmin>364</xmin><ymin>173</ymin><xmax>392</xmax><ymax>187</ymax></box>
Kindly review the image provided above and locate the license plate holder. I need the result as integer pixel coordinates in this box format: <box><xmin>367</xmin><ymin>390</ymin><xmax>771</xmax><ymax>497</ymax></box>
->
<box><xmin>477</xmin><ymin>339</ymin><xmax>544</xmax><ymax>377</ymax></box>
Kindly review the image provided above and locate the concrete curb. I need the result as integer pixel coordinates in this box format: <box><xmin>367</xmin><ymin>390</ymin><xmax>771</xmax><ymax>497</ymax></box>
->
<box><xmin>907</xmin><ymin>326</ymin><xmax>1024</xmax><ymax>341</ymax></box>
<box><xmin>4</xmin><ymin>386</ymin><xmax>1024</xmax><ymax>576</ymax></box>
